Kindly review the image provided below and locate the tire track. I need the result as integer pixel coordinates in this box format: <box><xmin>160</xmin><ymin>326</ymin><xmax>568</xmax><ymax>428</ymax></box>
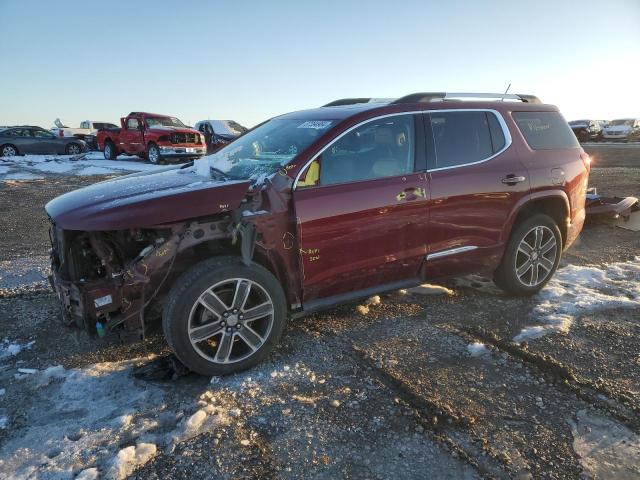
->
<box><xmin>451</xmin><ymin>324</ymin><xmax>640</xmax><ymax>433</ymax></box>
<box><xmin>300</xmin><ymin>324</ymin><xmax>512</xmax><ymax>479</ymax></box>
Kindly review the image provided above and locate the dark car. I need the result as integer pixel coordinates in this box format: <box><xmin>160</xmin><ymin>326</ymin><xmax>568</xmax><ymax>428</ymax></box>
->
<box><xmin>568</xmin><ymin>119</ymin><xmax>604</xmax><ymax>142</ymax></box>
<box><xmin>195</xmin><ymin>120</ymin><xmax>248</xmax><ymax>154</ymax></box>
<box><xmin>0</xmin><ymin>126</ymin><xmax>87</xmax><ymax>156</ymax></box>
<box><xmin>45</xmin><ymin>92</ymin><xmax>589</xmax><ymax>376</ymax></box>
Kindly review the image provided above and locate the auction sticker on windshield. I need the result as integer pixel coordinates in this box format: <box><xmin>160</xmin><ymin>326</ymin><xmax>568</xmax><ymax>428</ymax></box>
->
<box><xmin>297</xmin><ymin>121</ymin><xmax>332</xmax><ymax>129</ymax></box>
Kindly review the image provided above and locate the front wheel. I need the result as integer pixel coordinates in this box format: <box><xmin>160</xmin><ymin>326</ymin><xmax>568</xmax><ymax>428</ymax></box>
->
<box><xmin>494</xmin><ymin>214</ymin><xmax>562</xmax><ymax>296</ymax></box>
<box><xmin>104</xmin><ymin>141</ymin><xmax>117</xmax><ymax>160</ymax></box>
<box><xmin>1</xmin><ymin>144</ymin><xmax>18</xmax><ymax>157</ymax></box>
<box><xmin>146</xmin><ymin>143</ymin><xmax>160</xmax><ymax>164</ymax></box>
<box><xmin>163</xmin><ymin>257</ymin><xmax>287</xmax><ymax>376</ymax></box>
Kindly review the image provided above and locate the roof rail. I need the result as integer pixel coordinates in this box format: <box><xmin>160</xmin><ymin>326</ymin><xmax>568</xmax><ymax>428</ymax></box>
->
<box><xmin>391</xmin><ymin>92</ymin><xmax>542</xmax><ymax>104</ymax></box>
<box><xmin>322</xmin><ymin>98</ymin><xmax>394</xmax><ymax>107</ymax></box>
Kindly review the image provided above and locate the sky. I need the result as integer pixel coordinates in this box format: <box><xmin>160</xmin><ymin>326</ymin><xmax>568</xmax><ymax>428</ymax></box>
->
<box><xmin>0</xmin><ymin>0</ymin><xmax>638</xmax><ymax>129</ymax></box>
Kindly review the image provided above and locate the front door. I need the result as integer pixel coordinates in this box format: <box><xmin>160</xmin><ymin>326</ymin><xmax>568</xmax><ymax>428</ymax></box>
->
<box><xmin>121</xmin><ymin>117</ymin><xmax>144</xmax><ymax>154</ymax></box>
<box><xmin>424</xmin><ymin>110</ymin><xmax>530</xmax><ymax>278</ymax></box>
<box><xmin>31</xmin><ymin>129</ymin><xmax>60</xmax><ymax>154</ymax></box>
<box><xmin>293</xmin><ymin>113</ymin><xmax>429</xmax><ymax>303</ymax></box>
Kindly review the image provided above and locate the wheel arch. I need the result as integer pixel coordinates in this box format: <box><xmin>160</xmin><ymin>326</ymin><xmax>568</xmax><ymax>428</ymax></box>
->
<box><xmin>168</xmin><ymin>239</ymin><xmax>296</xmax><ymax>311</ymax></box>
<box><xmin>503</xmin><ymin>191</ymin><xmax>570</xmax><ymax>248</ymax></box>
<box><xmin>0</xmin><ymin>143</ymin><xmax>19</xmax><ymax>155</ymax></box>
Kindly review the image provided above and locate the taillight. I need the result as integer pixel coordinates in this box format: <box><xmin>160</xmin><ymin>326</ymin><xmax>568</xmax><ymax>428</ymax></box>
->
<box><xmin>580</xmin><ymin>152</ymin><xmax>591</xmax><ymax>171</ymax></box>
<box><xmin>59</xmin><ymin>129</ymin><xmax>64</xmax><ymax>137</ymax></box>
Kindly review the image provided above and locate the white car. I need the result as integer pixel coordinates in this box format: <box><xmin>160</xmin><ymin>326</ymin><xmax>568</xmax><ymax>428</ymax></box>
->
<box><xmin>602</xmin><ymin>118</ymin><xmax>640</xmax><ymax>141</ymax></box>
<box><xmin>50</xmin><ymin>119</ymin><xmax>119</xmax><ymax>148</ymax></box>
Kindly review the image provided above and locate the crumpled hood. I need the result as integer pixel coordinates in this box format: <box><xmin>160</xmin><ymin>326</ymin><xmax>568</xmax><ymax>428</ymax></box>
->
<box><xmin>147</xmin><ymin>126</ymin><xmax>200</xmax><ymax>135</ymax></box>
<box><xmin>45</xmin><ymin>167</ymin><xmax>251</xmax><ymax>230</ymax></box>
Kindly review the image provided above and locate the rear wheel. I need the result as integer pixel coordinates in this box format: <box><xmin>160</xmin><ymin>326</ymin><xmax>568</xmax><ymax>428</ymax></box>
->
<box><xmin>1</xmin><ymin>144</ymin><xmax>18</xmax><ymax>157</ymax></box>
<box><xmin>146</xmin><ymin>143</ymin><xmax>160</xmax><ymax>164</ymax></box>
<box><xmin>163</xmin><ymin>257</ymin><xmax>287</xmax><ymax>376</ymax></box>
<box><xmin>494</xmin><ymin>214</ymin><xmax>562</xmax><ymax>296</ymax></box>
<box><xmin>66</xmin><ymin>143</ymin><xmax>82</xmax><ymax>155</ymax></box>
<box><xmin>104</xmin><ymin>141</ymin><xmax>117</xmax><ymax>160</ymax></box>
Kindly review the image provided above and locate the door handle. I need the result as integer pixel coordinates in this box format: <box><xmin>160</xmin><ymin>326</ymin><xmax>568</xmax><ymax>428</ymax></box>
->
<box><xmin>501</xmin><ymin>175</ymin><xmax>526</xmax><ymax>185</ymax></box>
<box><xmin>396</xmin><ymin>187</ymin><xmax>426</xmax><ymax>201</ymax></box>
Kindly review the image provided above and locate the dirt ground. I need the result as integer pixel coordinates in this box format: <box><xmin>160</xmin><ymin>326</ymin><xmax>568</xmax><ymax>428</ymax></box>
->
<box><xmin>0</xmin><ymin>149</ymin><xmax>638</xmax><ymax>479</ymax></box>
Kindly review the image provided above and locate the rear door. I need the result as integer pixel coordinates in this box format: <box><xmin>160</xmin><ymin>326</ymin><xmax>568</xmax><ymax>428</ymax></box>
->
<box><xmin>425</xmin><ymin>109</ymin><xmax>530</xmax><ymax>278</ymax></box>
<box><xmin>4</xmin><ymin>128</ymin><xmax>34</xmax><ymax>154</ymax></box>
<box><xmin>293</xmin><ymin>113</ymin><xmax>429</xmax><ymax>303</ymax></box>
<box><xmin>120</xmin><ymin>117</ymin><xmax>144</xmax><ymax>154</ymax></box>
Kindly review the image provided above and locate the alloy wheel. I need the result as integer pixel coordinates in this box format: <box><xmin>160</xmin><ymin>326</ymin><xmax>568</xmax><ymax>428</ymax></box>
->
<box><xmin>104</xmin><ymin>144</ymin><xmax>111</xmax><ymax>159</ymax></box>
<box><xmin>514</xmin><ymin>226</ymin><xmax>558</xmax><ymax>287</ymax></box>
<box><xmin>67</xmin><ymin>144</ymin><xmax>81</xmax><ymax>155</ymax></box>
<box><xmin>148</xmin><ymin>146</ymin><xmax>159</xmax><ymax>164</ymax></box>
<box><xmin>187</xmin><ymin>278</ymin><xmax>275</xmax><ymax>364</ymax></box>
<box><xmin>2</xmin><ymin>145</ymin><xmax>16</xmax><ymax>157</ymax></box>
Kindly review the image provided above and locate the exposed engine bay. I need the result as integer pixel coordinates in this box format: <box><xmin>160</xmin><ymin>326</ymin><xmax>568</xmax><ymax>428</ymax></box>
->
<box><xmin>49</xmin><ymin>218</ymin><xmax>235</xmax><ymax>339</ymax></box>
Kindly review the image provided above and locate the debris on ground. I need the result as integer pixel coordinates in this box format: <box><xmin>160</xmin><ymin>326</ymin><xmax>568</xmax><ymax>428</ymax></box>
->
<box><xmin>132</xmin><ymin>354</ymin><xmax>191</xmax><ymax>381</ymax></box>
<box><xmin>585</xmin><ymin>187</ymin><xmax>639</xmax><ymax>220</ymax></box>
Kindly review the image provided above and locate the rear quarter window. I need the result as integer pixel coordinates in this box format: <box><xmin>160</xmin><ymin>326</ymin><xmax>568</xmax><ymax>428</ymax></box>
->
<box><xmin>513</xmin><ymin>111</ymin><xmax>579</xmax><ymax>149</ymax></box>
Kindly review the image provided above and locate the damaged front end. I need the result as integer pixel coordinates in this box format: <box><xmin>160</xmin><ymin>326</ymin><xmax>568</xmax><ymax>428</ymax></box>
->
<box><xmin>49</xmin><ymin>219</ymin><xmax>232</xmax><ymax>340</ymax></box>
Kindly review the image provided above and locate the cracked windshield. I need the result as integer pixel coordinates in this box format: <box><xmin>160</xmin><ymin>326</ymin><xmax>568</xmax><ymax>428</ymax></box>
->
<box><xmin>195</xmin><ymin>118</ymin><xmax>333</xmax><ymax>182</ymax></box>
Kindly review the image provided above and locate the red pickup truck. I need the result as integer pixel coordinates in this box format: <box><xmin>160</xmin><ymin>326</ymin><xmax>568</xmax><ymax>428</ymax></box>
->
<box><xmin>97</xmin><ymin>112</ymin><xmax>207</xmax><ymax>164</ymax></box>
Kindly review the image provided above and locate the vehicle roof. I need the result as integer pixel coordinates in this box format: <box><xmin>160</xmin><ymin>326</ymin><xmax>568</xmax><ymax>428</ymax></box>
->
<box><xmin>277</xmin><ymin>98</ymin><xmax>558</xmax><ymax>123</ymax></box>
<box><xmin>128</xmin><ymin>112</ymin><xmax>176</xmax><ymax>118</ymax></box>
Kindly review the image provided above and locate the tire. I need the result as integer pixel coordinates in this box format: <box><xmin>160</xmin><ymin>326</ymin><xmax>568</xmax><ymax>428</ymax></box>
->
<box><xmin>163</xmin><ymin>256</ymin><xmax>287</xmax><ymax>376</ymax></box>
<box><xmin>1</xmin><ymin>144</ymin><xmax>18</xmax><ymax>157</ymax></box>
<box><xmin>146</xmin><ymin>143</ymin><xmax>160</xmax><ymax>164</ymax></box>
<box><xmin>493</xmin><ymin>214</ymin><xmax>562</xmax><ymax>296</ymax></box>
<box><xmin>577</xmin><ymin>131</ymin><xmax>588</xmax><ymax>143</ymax></box>
<box><xmin>104</xmin><ymin>141</ymin><xmax>117</xmax><ymax>160</ymax></box>
<box><xmin>66</xmin><ymin>143</ymin><xmax>82</xmax><ymax>155</ymax></box>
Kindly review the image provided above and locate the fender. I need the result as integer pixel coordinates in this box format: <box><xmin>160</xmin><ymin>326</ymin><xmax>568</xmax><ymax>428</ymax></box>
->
<box><xmin>501</xmin><ymin>189</ymin><xmax>570</xmax><ymax>244</ymax></box>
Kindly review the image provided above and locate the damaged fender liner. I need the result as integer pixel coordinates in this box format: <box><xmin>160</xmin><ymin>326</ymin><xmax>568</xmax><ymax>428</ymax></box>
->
<box><xmin>50</xmin><ymin>218</ymin><xmax>235</xmax><ymax>338</ymax></box>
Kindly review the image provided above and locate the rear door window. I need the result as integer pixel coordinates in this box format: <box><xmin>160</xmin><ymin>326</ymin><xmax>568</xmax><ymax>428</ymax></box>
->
<box><xmin>428</xmin><ymin>111</ymin><xmax>503</xmax><ymax>169</ymax></box>
<box><xmin>513</xmin><ymin>111</ymin><xmax>579</xmax><ymax>149</ymax></box>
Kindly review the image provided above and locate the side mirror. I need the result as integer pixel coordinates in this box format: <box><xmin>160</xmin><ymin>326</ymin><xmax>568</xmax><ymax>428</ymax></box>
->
<box><xmin>138</xmin><ymin>123</ymin><xmax>145</xmax><ymax>131</ymax></box>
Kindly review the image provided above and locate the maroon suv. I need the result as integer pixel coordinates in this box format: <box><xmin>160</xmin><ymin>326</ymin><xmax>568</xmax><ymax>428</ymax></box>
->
<box><xmin>45</xmin><ymin>92</ymin><xmax>590</xmax><ymax>375</ymax></box>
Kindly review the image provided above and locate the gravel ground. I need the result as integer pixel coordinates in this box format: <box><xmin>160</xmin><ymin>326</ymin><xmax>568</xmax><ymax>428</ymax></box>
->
<box><xmin>0</xmin><ymin>150</ymin><xmax>639</xmax><ymax>479</ymax></box>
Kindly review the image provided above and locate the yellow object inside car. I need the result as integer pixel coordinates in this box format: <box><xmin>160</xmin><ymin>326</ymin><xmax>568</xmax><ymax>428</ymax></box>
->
<box><xmin>297</xmin><ymin>160</ymin><xmax>320</xmax><ymax>187</ymax></box>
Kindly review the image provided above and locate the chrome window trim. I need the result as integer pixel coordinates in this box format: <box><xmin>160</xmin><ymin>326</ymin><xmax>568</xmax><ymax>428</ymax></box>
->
<box><xmin>292</xmin><ymin>109</ymin><xmax>512</xmax><ymax>189</ymax></box>
<box><xmin>292</xmin><ymin>111</ymin><xmax>421</xmax><ymax>190</ymax></box>
<box><xmin>426</xmin><ymin>245</ymin><xmax>478</xmax><ymax>260</ymax></box>
<box><xmin>425</xmin><ymin>108</ymin><xmax>512</xmax><ymax>172</ymax></box>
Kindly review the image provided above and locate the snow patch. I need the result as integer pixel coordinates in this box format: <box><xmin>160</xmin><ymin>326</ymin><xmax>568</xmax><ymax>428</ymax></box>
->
<box><xmin>570</xmin><ymin>409</ymin><xmax>640</xmax><ymax>479</ymax></box>
<box><xmin>0</xmin><ymin>339</ymin><xmax>35</xmax><ymax>360</ymax></box>
<box><xmin>514</xmin><ymin>258</ymin><xmax>640</xmax><ymax>342</ymax></box>
<box><xmin>0</xmin><ymin>152</ymin><xmax>163</xmax><ymax>180</ymax></box>
<box><xmin>106</xmin><ymin>443</ymin><xmax>157</xmax><ymax>480</ymax></box>
<box><xmin>76</xmin><ymin>467</ymin><xmax>99</xmax><ymax>480</ymax></box>
<box><xmin>407</xmin><ymin>284</ymin><xmax>455</xmax><ymax>296</ymax></box>
<box><xmin>467</xmin><ymin>342</ymin><xmax>489</xmax><ymax>356</ymax></box>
